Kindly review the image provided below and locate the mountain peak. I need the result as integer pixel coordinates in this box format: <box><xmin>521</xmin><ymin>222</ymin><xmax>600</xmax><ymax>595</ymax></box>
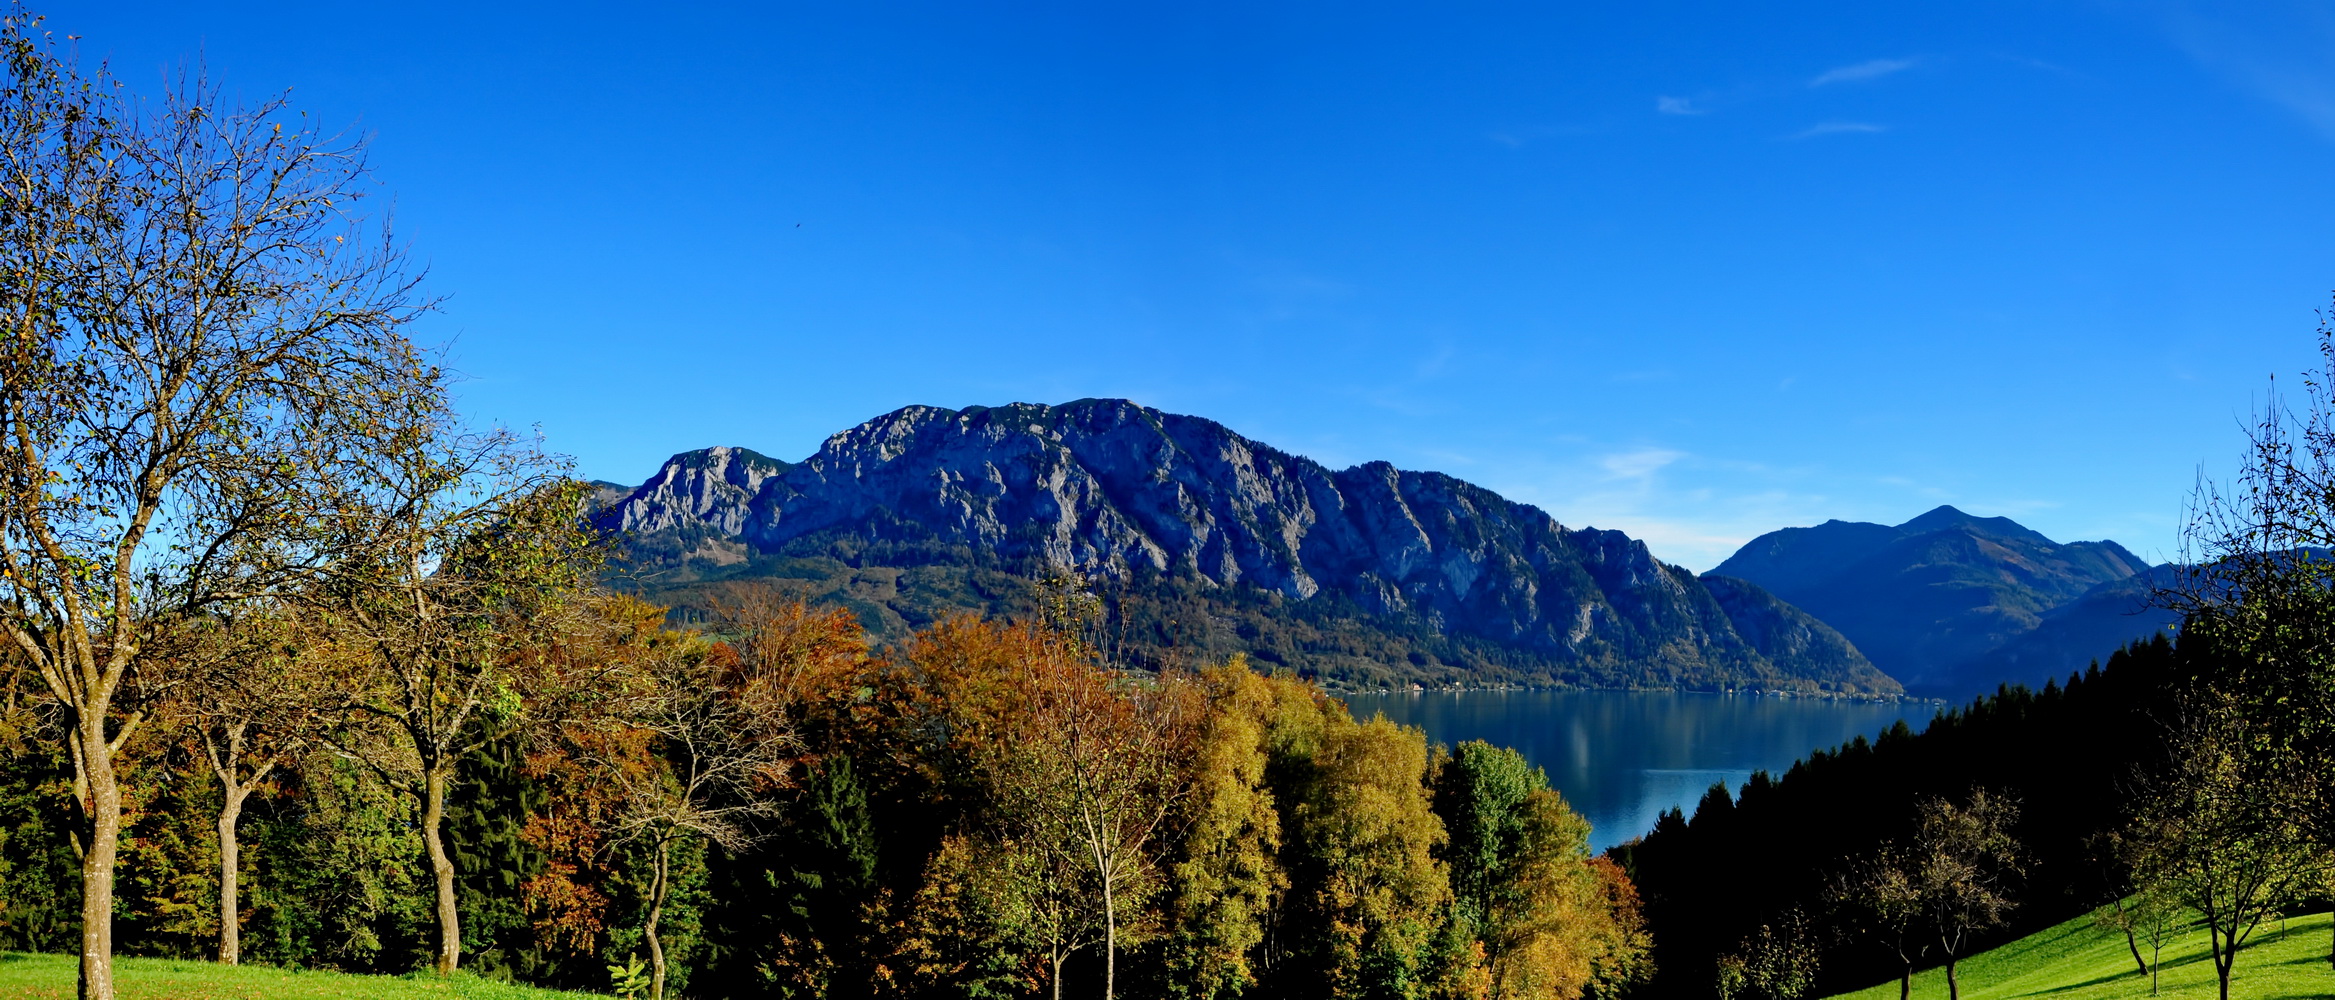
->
<box><xmin>1712</xmin><ymin>506</ymin><xmax>2151</xmax><ymax>694</ymax></box>
<box><xmin>1896</xmin><ymin>504</ymin><xmax>2053</xmax><ymax>545</ymax></box>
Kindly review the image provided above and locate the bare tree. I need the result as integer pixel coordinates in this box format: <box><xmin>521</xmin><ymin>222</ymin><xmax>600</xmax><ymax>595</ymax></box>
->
<box><xmin>0</xmin><ymin>16</ymin><xmax>435</xmax><ymax>998</ymax></box>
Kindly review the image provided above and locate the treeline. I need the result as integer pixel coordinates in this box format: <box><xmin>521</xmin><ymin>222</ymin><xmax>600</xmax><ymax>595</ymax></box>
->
<box><xmin>1615</xmin><ymin>638</ymin><xmax>2178</xmax><ymax>999</ymax></box>
<box><xmin>0</xmin><ymin>590</ymin><xmax>1652</xmax><ymax>1000</ymax></box>
<box><xmin>642</xmin><ymin>550</ymin><xmax>1870</xmax><ymax>696</ymax></box>
<box><xmin>1619</xmin><ymin>305</ymin><xmax>2335</xmax><ymax>1000</ymax></box>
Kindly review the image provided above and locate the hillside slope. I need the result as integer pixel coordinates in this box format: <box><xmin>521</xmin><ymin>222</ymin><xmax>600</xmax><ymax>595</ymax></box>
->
<box><xmin>1825</xmin><ymin>909</ymin><xmax>2332</xmax><ymax>1000</ymax></box>
<box><xmin>594</xmin><ymin>399</ymin><xmax>1897</xmax><ymax>694</ymax></box>
<box><xmin>1709</xmin><ymin>506</ymin><xmax>2150</xmax><ymax>695</ymax></box>
<box><xmin>1946</xmin><ymin>565</ymin><xmax>2180</xmax><ymax>694</ymax></box>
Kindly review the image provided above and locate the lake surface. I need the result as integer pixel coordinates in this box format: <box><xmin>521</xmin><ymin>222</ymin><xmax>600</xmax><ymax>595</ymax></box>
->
<box><xmin>1343</xmin><ymin>690</ymin><xmax>1932</xmax><ymax>852</ymax></box>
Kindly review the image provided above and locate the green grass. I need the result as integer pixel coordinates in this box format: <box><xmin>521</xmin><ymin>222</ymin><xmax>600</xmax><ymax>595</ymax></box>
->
<box><xmin>1825</xmin><ymin>909</ymin><xmax>2335</xmax><ymax>1000</ymax></box>
<box><xmin>0</xmin><ymin>953</ymin><xmax>609</xmax><ymax>999</ymax></box>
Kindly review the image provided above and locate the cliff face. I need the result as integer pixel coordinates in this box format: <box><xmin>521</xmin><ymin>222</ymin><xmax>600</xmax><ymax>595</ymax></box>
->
<box><xmin>599</xmin><ymin>399</ymin><xmax>1896</xmax><ymax>694</ymax></box>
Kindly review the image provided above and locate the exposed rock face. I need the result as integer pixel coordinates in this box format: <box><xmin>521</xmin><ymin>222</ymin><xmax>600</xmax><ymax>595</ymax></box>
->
<box><xmin>598</xmin><ymin>399</ymin><xmax>1896</xmax><ymax>693</ymax></box>
<box><xmin>1710</xmin><ymin>505</ymin><xmax>2152</xmax><ymax>695</ymax></box>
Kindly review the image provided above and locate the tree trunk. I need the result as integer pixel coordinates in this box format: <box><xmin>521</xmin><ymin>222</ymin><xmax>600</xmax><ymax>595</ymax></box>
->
<box><xmin>1898</xmin><ymin>964</ymin><xmax>1910</xmax><ymax>1000</ymax></box>
<box><xmin>2211</xmin><ymin>923</ymin><xmax>2233</xmax><ymax>1000</ymax></box>
<box><xmin>1051</xmin><ymin>949</ymin><xmax>1066</xmax><ymax>1000</ymax></box>
<box><xmin>422</xmin><ymin>768</ymin><xmax>461</xmax><ymax>976</ymax></box>
<box><xmin>76</xmin><ymin>728</ymin><xmax>121</xmax><ymax>1000</ymax></box>
<box><xmin>216</xmin><ymin>784</ymin><xmax>250</xmax><ymax>964</ymax></box>
<box><xmin>647</xmin><ymin>840</ymin><xmax>670</xmax><ymax>1000</ymax></box>
<box><xmin>1945</xmin><ymin>952</ymin><xmax>1959</xmax><ymax>1000</ymax></box>
<box><xmin>2120</xmin><ymin>910</ymin><xmax>2146</xmax><ymax>977</ymax></box>
<box><xmin>1102</xmin><ymin>868</ymin><xmax>1117</xmax><ymax>1000</ymax></box>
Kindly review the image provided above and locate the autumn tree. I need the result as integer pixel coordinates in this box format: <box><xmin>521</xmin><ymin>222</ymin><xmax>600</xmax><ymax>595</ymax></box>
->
<box><xmin>1155</xmin><ymin>658</ymin><xmax>1288</xmax><ymax>1000</ymax></box>
<box><xmin>1907</xmin><ymin>790</ymin><xmax>2023</xmax><ymax>1000</ymax></box>
<box><xmin>171</xmin><ymin>605</ymin><xmax>340</xmax><ymax>965</ymax></box>
<box><xmin>319</xmin><ymin>431</ymin><xmax>603</xmax><ymax>977</ymax></box>
<box><xmin>1832</xmin><ymin>844</ymin><xmax>1925</xmax><ymax>1000</ymax></box>
<box><xmin>1433</xmin><ymin>740</ymin><xmax>1649</xmax><ymax>1000</ymax></box>
<box><xmin>893</xmin><ymin>616</ymin><xmax>1093</xmax><ymax>999</ymax></box>
<box><xmin>589</xmin><ymin>588</ymin><xmax>852</xmax><ymax>1000</ymax></box>
<box><xmin>2126</xmin><ymin>695</ymin><xmax>2325</xmax><ymax>1000</ymax></box>
<box><xmin>1285</xmin><ymin>712</ymin><xmax>1456</xmax><ymax>999</ymax></box>
<box><xmin>1006</xmin><ymin>628</ymin><xmax>1196</xmax><ymax>1000</ymax></box>
<box><xmin>0</xmin><ymin>16</ymin><xmax>436</xmax><ymax>997</ymax></box>
<box><xmin>681</xmin><ymin>588</ymin><xmax>873</xmax><ymax>999</ymax></box>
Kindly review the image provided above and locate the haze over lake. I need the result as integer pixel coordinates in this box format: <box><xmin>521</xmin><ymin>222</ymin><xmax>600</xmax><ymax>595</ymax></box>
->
<box><xmin>1345</xmin><ymin>690</ymin><xmax>1929</xmax><ymax>852</ymax></box>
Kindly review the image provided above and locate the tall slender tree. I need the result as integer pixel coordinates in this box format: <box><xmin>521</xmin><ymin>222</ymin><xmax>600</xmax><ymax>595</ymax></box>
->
<box><xmin>593</xmin><ymin>613</ymin><xmax>795</xmax><ymax>1000</ymax></box>
<box><xmin>173</xmin><ymin>605</ymin><xmax>337</xmax><ymax>965</ymax></box>
<box><xmin>0</xmin><ymin>14</ymin><xmax>435</xmax><ymax>997</ymax></box>
<box><xmin>1010</xmin><ymin>640</ymin><xmax>1195</xmax><ymax>1000</ymax></box>
<box><xmin>319</xmin><ymin>432</ymin><xmax>601</xmax><ymax>977</ymax></box>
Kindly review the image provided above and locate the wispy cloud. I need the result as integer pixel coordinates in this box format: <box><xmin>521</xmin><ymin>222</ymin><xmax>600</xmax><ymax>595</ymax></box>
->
<box><xmin>1810</xmin><ymin>57</ymin><xmax>1918</xmax><ymax>87</ymax></box>
<box><xmin>1788</xmin><ymin>121</ymin><xmax>1887</xmax><ymax>140</ymax></box>
<box><xmin>1599</xmin><ymin>448</ymin><xmax>1686</xmax><ymax>482</ymax></box>
<box><xmin>1464</xmin><ymin>444</ymin><xmax>1860</xmax><ymax>570</ymax></box>
<box><xmin>1655</xmin><ymin>95</ymin><xmax>1706</xmax><ymax>116</ymax></box>
<box><xmin>2155</xmin><ymin>5</ymin><xmax>2335</xmax><ymax>140</ymax></box>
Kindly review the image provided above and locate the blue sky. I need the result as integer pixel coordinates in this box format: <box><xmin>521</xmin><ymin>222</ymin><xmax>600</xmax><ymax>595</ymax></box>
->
<box><xmin>54</xmin><ymin>2</ymin><xmax>2335</xmax><ymax>570</ymax></box>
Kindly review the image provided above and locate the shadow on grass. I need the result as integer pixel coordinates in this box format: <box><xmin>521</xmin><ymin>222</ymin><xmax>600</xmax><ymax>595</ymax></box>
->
<box><xmin>2023</xmin><ymin>966</ymin><xmax>2139</xmax><ymax>996</ymax></box>
<box><xmin>2013</xmin><ymin>943</ymin><xmax>2218</xmax><ymax>997</ymax></box>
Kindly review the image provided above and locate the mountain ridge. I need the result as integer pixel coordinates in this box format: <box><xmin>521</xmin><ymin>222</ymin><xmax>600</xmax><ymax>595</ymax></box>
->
<box><xmin>1709</xmin><ymin>505</ymin><xmax>2153</xmax><ymax>695</ymax></box>
<box><xmin>594</xmin><ymin>399</ymin><xmax>1900</xmax><ymax>695</ymax></box>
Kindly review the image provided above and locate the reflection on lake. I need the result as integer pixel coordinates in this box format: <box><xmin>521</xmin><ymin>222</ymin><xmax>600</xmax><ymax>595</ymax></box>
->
<box><xmin>1343</xmin><ymin>689</ymin><xmax>1931</xmax><ymax>852</ymax></box>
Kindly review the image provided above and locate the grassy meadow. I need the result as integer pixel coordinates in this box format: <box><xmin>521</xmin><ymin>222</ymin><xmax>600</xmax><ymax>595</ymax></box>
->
<box><xmin>1826</xmin><ymin>910</ymin><xmax>2334</xmax><ymax>1000</ymax></box>
<box><xmin>0</xmin><ymin>954</ymin><xmax>608</xmax><ymax>1000</ymax></box>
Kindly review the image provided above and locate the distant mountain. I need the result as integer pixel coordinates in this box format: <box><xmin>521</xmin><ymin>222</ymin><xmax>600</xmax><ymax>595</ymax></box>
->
<box><xmin>1948</xmin><ymin>566</ymin><xmax>2179</xmax><ymax>693</ymax></box>
<box><xmin>1709</xmin><ymin>506</ymin><xmax>2154</xmax><ymax>696</ymax></box>
<box><xmin>593</xmin><ymin>399</ymin><xmax>1899</xmax><ymax>695</ymax></box>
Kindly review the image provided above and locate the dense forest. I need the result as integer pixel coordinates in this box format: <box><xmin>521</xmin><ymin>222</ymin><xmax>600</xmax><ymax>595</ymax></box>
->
<box><xmin>0</xmin><ymin>592</ymin><xmax>1651</xmax><ymax>1000</ymax></box>
<box><xmin>1616</xmin><ymin>639</ymin><xmax>2179</xmax><ymax>998</ymax></box>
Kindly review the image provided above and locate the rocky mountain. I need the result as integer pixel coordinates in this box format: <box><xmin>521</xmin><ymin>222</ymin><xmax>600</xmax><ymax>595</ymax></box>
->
<box><xmin>594</xmin><ymin>399</ymin><xmax>1898</xmax><ymax>694</ymax></box>
<box><xmin>1708</xmin><ymin>506</ymin><xmax>2154</xmax><ymax>696</ymax></box>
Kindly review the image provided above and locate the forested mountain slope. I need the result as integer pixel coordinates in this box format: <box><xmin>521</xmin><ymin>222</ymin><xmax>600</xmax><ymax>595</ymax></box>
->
<box><xmin>592</xmin><ymin>399</ymin><xmax>1898</xmax><ymax>693</ymax></box>
<box><xmin>1617</xmin><ymin>637</ymin><xmax>2183</xmax><ymax>1000</ymax></box>
<box><xmin>1709</xmin><ymin>506</ymin><xmax>2152</xmax><ymax>695</ymax></box>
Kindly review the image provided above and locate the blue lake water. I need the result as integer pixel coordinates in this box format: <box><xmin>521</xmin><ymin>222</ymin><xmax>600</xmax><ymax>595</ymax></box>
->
<box><xmin>1343</xmin><ymin>689</ymin><xmax>1933</xmax><ymax>852</ymax></box>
